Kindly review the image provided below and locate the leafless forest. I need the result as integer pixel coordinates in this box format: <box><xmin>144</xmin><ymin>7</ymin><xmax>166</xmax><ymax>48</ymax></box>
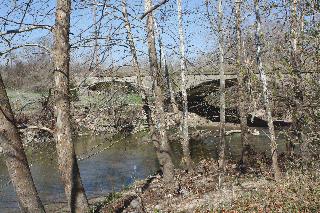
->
<box><xmin>0</xmin><ymin>0</ymin><xmax>319</xmax><ymax>212</ymax></box>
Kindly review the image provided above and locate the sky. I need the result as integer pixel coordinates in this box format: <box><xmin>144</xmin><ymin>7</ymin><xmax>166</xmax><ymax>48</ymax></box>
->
<box><xmin>0</xmin><ymin>0</ymin><xmax>218</xmax><ymax>66</ymax></box>
<box><xmin>0</xmin><ymin>0</ymin><xmax>292</xmax><ymax>70</ymax></box>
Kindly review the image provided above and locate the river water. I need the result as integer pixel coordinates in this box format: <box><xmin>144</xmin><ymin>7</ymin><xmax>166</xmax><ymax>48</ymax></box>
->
<box><xmin>0</xmin><ymin>128</ymin><xmax>286</xmax><ymax>212</ymax></box>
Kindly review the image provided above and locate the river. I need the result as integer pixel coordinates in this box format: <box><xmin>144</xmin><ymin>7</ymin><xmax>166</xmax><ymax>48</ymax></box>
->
<box><xmin>0</xmin><ymin>128</ymin><xmax>286</xmax><ymax>212</ymax></box>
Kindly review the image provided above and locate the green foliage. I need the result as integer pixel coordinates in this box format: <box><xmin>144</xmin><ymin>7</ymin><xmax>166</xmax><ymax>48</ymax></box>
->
<box><xmin>153</xmin><ymin>209</ymin><xmax>160</xmax><ymax>213</ymax></box>
<box><xmin>88</xmin><ymin>81</ymin><xmax>138</xmax><ymax>94</ymax></box>
<box><xmin>6</xmin><ymin>89</ymin><xmax>44</xmax><ymax>113</ymax></box>
<box><xmin>125</xmin><ymin>94</ymin><xmax>142</xmax><ymax>105</ymax></box>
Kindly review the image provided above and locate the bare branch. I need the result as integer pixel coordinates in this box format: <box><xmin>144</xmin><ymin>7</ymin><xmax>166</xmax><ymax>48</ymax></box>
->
<box><xmin>18</xmin><ymin>125</ymin><xmax>54</xmax><ymax>135</ymax></box>
<box><xmin>0</xmin><ymin>25</ymin><xmax>52</xmax><ymax>36</ymax></box>
<box><xmin>0</xmin><ymin>16</ymin><xmax>51</xmax><ymax>27</ymax></box>
<box><xmin>0</xmin><ymin>43</ymin><xmax>51</xmax><ymax>57</ymax></box>
<box><xmin>140</xmin><ymin>0</ymin><xmax>169</xmax><ymax>20</ymax></box>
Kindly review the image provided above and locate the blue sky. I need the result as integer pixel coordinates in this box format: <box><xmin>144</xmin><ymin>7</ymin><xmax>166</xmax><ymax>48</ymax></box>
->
<box><xmin>1</xmin><ymin>0</ymin><xmax>289</xmax><ymax>69</ymax></box>
<box><xmin>0</xmin><ymin>0</ymin><xmax>219</xmax><ymax>67</ymax></box>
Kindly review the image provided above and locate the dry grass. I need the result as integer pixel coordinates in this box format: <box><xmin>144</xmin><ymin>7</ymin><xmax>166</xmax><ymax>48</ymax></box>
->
<box><xmin>217</xmin><ymin>165</ymin><xmax>320</xmax><ymax>212</ymax></box>
<box><xmin>93</xmin><ymin>159</ymin><xmax>320</xmax><ymax>213</ymax></box>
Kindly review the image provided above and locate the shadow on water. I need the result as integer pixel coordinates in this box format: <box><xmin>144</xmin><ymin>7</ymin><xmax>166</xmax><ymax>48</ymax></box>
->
<box><xmin>0</xmin><ymin>127</ymin><xmax>286</xmax><ymax>212</ymax></box>
<box><xmin>170</xmin><ymin>127</ymin><xmax>287</xmax><ymax>166</ymax></box>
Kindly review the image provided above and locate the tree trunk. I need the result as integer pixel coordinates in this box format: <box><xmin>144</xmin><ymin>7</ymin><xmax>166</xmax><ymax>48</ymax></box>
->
<box><xmin>313</xmin><ymin>0</ymin><xmax>319</xmax><ymax>72</ymax></box>
<box><xmin>53</xmin><ymin>0</ymin><xmax>89</xmax><ymax>211</ymax></box>
<box><xmin>290</xmin><ymin>0</ymin><xmax>308</xmax><ymax>159</ymax></box>
<box><xmin>290</xmin><ymin>0</ymin><xmax>301</xmax><ymax>79</ymax></box>
<box><xmin>144</xmin><ymin>0</ymin><xmax>174</xmax><ymax>182</ymax></box>
<box><xmin>92</xmin><ymin>0</ymin><xmax>99</xmax><ymax>71</ymax></box>
<box><xmin>157</xmin><ymin>27</ymin><xmax>179</xmax><ymax>114</ymax></box>
<box><xmin>0</xmin><ymin>75</ymin><xmax>45</xmax><ymax>213</ymax></box>
<box><xmin>122</xmin><ymin>0</ymin><xmax>152</xmax><ymax>127</ymax></box>
<box><xmin>254</xmin><ymin>0</ymin><xmax>281</xmax><ymax>180</ymax></box>
<box><xmin>235</xmin><ymin>0</ymin><xmax>248</xmax><ymax>146</ymax></box>
<box><xmin>122</xmin><ymin>0</ymin><xmax>142</xmax><ymax>89</ymax></box>
<box><xmin>235</xmin><ymin>0</ymin><xmax>250</xmax><ymax>165</ymax></box>
<box><xmin>177</xmin><ymin>0</ymin><xmax>192</xmax><ymax>170</ymax></box>
<box><xmin>163</xmin><ymin>52</ymin><xmax>178</xmax><ymax>114</ymax></box>
<box><xmin>217</xmin><ymin>0</ymin><xmax>226</xmax><ymax>171</ymax></box>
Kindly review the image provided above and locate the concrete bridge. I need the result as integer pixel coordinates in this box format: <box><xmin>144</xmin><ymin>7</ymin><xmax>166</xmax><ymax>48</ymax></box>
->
<box><xmin>85</xmin><ymin>74</ymin><xmax>238</xmax><ymax>89</ymax></box>
<box><xmin>85</xmin><ymin>74</ymin><xmax>291</xmax><ymax>127</ymax></box>
<box><xmin>86</xmin><ymin>71</ymin><xmax>316</xmax><ymax>91</ymax></box>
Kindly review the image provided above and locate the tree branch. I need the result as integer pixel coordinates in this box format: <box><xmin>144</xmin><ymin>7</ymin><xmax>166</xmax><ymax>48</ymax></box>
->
<box><xmin>0</xmin><ymin>25</ymin><xmax>52</xmax><ymax>36</ymax></box>
<box><xmin>0</xmin><ymin>43</ymin><xmax>51</xmax><ymax>57</ymax></box>
<box><xmin>140</xmin><ymin>0</ymin><xmax>170</xmax><ymax>20</ymax></box>
<box><xmin>18</xmin><ymin>125</ymin><xmax>54</xmax><ymax>135</ymax></box>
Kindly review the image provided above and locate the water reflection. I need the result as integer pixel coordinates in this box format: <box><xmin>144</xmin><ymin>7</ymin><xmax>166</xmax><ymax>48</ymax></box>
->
<box><xmin>0</xmin><ymin>128</ymin><xmax>285</xmax><ymax>212</ymax></box>
<box><xmin>0</xmin><ymin>134</ymin><xmax>159</xmax><ymax>212</ymax></box>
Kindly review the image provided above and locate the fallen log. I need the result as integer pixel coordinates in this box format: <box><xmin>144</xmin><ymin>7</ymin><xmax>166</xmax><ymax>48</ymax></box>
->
<box><xmin>102</xmin><ymin>193</ymin><xmax>137</xmax><ymax>213</ymax></box>
<box><xmin>225</xmin><ymin>130</ymin><xmax>241</xmax><ymax>135</ymax></box>
<box><xmin>17</xmin><ymin>125</ymin><xmax>54</xmax><ymax>134</ymax></box>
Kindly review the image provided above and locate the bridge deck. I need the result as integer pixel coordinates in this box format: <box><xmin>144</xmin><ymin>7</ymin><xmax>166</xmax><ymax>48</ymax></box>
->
<box><xmin>86</xmin><ymin>74</ymin><xmax>238</xmax><ymax>89</ymax></box>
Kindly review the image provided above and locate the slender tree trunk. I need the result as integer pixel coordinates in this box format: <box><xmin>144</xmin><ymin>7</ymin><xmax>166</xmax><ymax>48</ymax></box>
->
<box><xmin>122</xmin><ymin>0</ymin><xmax>142</xmax><ymax>89</ymax></box>
<box><xmin>235</xmin><ymin>0</ymin><xmax>250</xmax><ymax>165</ymax></box>
<box><xmin>92</xmin><ymin>0</ymin><xmax>99</xmax><ymax>71</ymax></box>
<box><xmin>144</xmin><ymin>0</ymin><xmax>174</xmax><ymax>182</ymax></box>
<box><xmin>122</xmin><ymin>0</ymin><xmax>152</xmax><ymax>127</ymax></box>
<box><xmin>157</xmin><ymin>28</ymin><xmax>178</xmax><ymax>114</ymax></box>
<box><xmin>177</xmin><ymin>0</ymin><xmax>192</xmax><ymax>170</ymax></box>
<box><xmin>235</xmin><ymin>0</ymin><xmax>248</xmax><ymax>147</ymax></box>
<box><xmin>0</xmin><ymin>75</ymin><xmax>45</xmax><ymax>213</ymax></box>
<box><xmin>290</xmin><ymin>0</ymin><xmax>301</xmax><ymax>79</ymax></box>
<box><xmin>290</xmin><ymin>0</ymin><xmax>308</xmax><ymax>159</ymax></box>
<box><xmin>155</xmin><ymin>20</ymin><xmax>180</xmax><ymax>127</ymax></box>
<box><xmin>217</xmin><ymin>0</ymin><xmax>226</xmax><ymax>171</ymax></box>
<box><xmin>242</xmin><ymin>40</ymin><xmax>253</xmax><ymax>101</ymax></box>
<box><xmin>163</xmin><ymin>51</ymin><xmax>179</xmax><ymax>114</ymax></box>
<box><xmin>313</xmin><ymin>0</ymin><xmax>319</xmax><ymax>72</ymax></box>
<box><xmin>290</xmin><ymin>0</ymin><xmax>300</xmax><ymax>115</ymax></box>
<box><xmin>53</xmin><ymin>0</ymin><xmax>89</xmax><ymax>211</ymax></box>
<box><xmin>254</xmin><ymin>0</ymin><xmax>281</xmax><ymax>180</ymax></box>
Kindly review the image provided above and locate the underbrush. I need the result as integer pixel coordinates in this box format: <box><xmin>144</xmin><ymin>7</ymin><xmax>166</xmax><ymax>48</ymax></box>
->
<box><xmin>218</xmin><ymin>164</ymin><xmax>320</xmax><ymax>212</ymax></box>
<box><xmin>90</xmin><ymin>192</ymin><xmax>122</xmax><ymax>213</ymax></box>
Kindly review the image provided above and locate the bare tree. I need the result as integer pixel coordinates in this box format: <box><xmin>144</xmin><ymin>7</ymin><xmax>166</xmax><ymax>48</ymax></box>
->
<box><xmin>161</xmin><ymin>40</ymin><xmax>179</xmax><ymax>114</ymax></box>
<box><xmin>144</xmin><ymin>0</ymin><xmax>174</xmax><ymax>182</ymax></box>
<box><xmin>122</xmin><ymin>0</ymin><xmax>142</xmax><ymax>89</ymax></box>
<box><xmin>141</xmin><ymin>0</ymin><xmax>170</xmax><ymax>19</ymax></box>
<box><xmin>92</xmin><ymin>0</ymin><xmax>99</xmax><ymax>72</ymax></box>
<box><xmin>122</xmin><ymin>0</ymin><xmax>152</xmax><ymax>127</ymax></box>
<box><xmin>217</xmin><ymin>0</ymin><xmax>226</xmax><ymax>171</ymax></box>
<box><xmin>177</xmin><ymin>0</ymin><xmax>192</xmax><ymax>170</ymax></box>
<box><xmin>0</xmin><ymin>74</ymin><xmax>45</xmax><ymax>212</ymax></box>
<box><xmin>253</xmin><ymin>0</ymin><xmax>281</xmax><ymax>180</ymax></box>
<box><xmin>53</xmin><ymin>0</ymin><xmax>89</xmax><ymax>211</ymax></box>
<box><xmin>235</xmin><ymin>0</ymin><xmax>249</xmax><ymax>159</ymax></box>
<box><xmin>290</xmin><ymin>0</ymin><xmax>308</xmax><ymax>158</ymax></box>
<box><xmin>155</xmin><ymin>22</ymin><xmax>179</xmax><ymax>114</ymax></box>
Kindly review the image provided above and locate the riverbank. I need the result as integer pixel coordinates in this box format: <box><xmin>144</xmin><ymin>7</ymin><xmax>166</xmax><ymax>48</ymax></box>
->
<box><xmin>44</xmin><ymin>158</ymin><xmax>320</xmax><ymax>212</ymax></box>
<box><xmin>5</xmin><ymin>88</ymin><xmax>272</xmax><ymax>148</ymax></box>
<box><xmin>96</xmin><ymin>159</ymin><xmax>319</xmax><ymax>212</ymax></box>
<box><xmin>6</xmin><ymin>88</ymin><xmax>228</xmax><ymax>146</ymax></box>
<box><xmin>5</xmin><ymin>90</ymin><xmax>319</xmax><ymax>212</ymax></box>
